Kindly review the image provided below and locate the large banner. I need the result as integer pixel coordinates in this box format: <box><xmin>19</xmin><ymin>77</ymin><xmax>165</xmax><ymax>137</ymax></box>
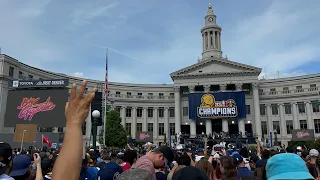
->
<box><xmin>136</xmin><ymin>131</ymin><xmax>153</xmax><ymax>142</ymax></box>
<box><xmin>291</xmin><ymin>129</ymin><xmax>315</xmax><ymax>141</ymax></box>
<box><xmin>4</xmin><ymin>89</ymin><xmax>68</xmax><ymax>127</ymax></box>
<box><xmin>188</xmin><ymin>92</ymin><xmax>246</xmax><ymax>120</ymax></box>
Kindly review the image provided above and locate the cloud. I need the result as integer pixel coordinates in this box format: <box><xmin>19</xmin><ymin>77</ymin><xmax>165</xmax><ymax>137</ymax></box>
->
<box><xmin>72</xmin><ymin>72</ymin><xmax>84</xmax><ymax>77</ymax></box>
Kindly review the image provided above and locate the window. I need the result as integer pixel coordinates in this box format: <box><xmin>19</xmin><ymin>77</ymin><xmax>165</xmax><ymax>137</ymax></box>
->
<box><xmin>314</xmin><ymin>119</ymin><xmax>320</xmax><ymax>133</ymax></box>
<box><xmin>126</xmin><ymin>123</ymin><xmax>131</xmax><ymax>135</ymax></box>
<box><xmin>297</xmin><ymin>102</ymin><xmax>305</xmax><ymax>113</ymax></box>
<box><xmin>9</xmin><ymin>67</ymin><xmax>14</xmax><ymax>77</ymax></box>
<box><xmin>148</xmin><ymin>123</ymin><xmax>153</xmax><ymax>132</ymax></box>
<box><xmin>28</xmin><ymin>75</ymin><xmax>33</xmax><ymax>80</ymax></box>
<box><xmin>310</xmin><ymin>84</ymin><xmax>317</xmax><ymax>91</ymax></box>
<box><xmin>246</xmin><ymin>105</ymin><xmax>251</xmax><ymax>115</ymax></box>
<box><xmin>296</xmin><ymin>86</ymin><xmax>303</xmax><ymax>92</ymax></box>
<box><xmin>137</xmin><ymin>108</ymin><xmax>143</xmax><ymax>117</ymax></box>
<box><xmin>148</xmin><ymin>108</ymin><xmax>153</xmax><ymax>118</ymax></box>
<box><xmin>169</xmin><ymin>93</ymin><xmax>174</xmax><ymax>98</ymax></box>
<box><xmin>158</xmin><ymin>123</ymin><xmax>164</xmax><ymax>135</ymax></box>
<box><xmin>159</xmin><ymin>93</ymin><xmax>164</xmax><ymax>99</ymax></box>
<box><xmin>261</xmin><ymin>121</ymin><xmax>268</xmax><ymax>135</ymax></box>
<box><xmin>137</xmin><ymin>93</ymin><xmax>142</xmax><ymax>98</ymax></box>
<box><xmin>271</xmin><ymin>104</ymin><xmax>278</xmax><ymax>115</ymax></box>
<box><xmin>300</xmin><ymin>120</ymin><xmax>307</xmax><ymax>129</ymax></box>
<box><xmin>169</xmin><ymin>108</ymin><xmax>175</xmax><ymax>118</ymax></box>
<box><xmin>183</xmin><ymin>107</ymin><xmax>188</xmax><ymax>116</ymax></box>
<box><xmin>284</xmin><ymin>103</ymin><xmax>292</xmax><ymax>114</ymax></box>
<box><xmin>116</xmin><ymin>91</ymin><xmax>121</xmax><ymax>97</ymax></box>
<box><xmin>270</xmin><ymin>88</ymin><xmax>276</xmax><ymax>95</ymax></box>
<box><xmin>126</xmin><ymin>108</ymin><xmax>132</xmax><ymax>117</ymax></box>
<box><xmin>127</xmin><ymin>92</ymin><xmax>132</xmax><ymax>98</ymax></box>
<box><xmin>260</xmin><ymin>104</ymin><xmax>266</xmax><ymax>116</ymax></box>
<box><xmin>136</xmin><ymin>123</ymin><xmax>142</xmax><ymax>132</ymax></box>
<box><xmin>170</xmin><ymin>123</ymin><xmax>175</xmax><ymax>135</ymax></box>
<box><xmin>159</xmin><ymin>108</ymin><xmax>164</xmax><ymax>118</ymax></box>
<box><xmin>273</xmin><ymin>121</ymin><xmax>280</xmax><ymax>134</ymax></box>
<box><xmin>259</xmin><ymin>89</ymin><xmax>263</xmax><ymax>93</ymax></box>
<box><xmin>286</xmin><ymin>120</ymin><xmax>293</xmax><ymax>134</ymax></box>
<box><xmin>282</xmin><ymin>87</ymin><xmax>289</xmax><ymax>94</ymax></box>
<box><xmin>18</xmin><ymin>71</ymin><xmax>25</xmax><ymax>79</ymax></box>
<box><xmin>312</xmin><ymin>100</ymin><xmax>320</xmax><ymax>113</ymax></box>
<box><xmin>296</xmin><ymin>86</ymin><xmax>302</xmax><ymax>89</ymax></box>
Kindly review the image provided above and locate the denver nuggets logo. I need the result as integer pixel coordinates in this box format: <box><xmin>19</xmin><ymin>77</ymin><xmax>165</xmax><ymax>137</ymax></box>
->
<box><xmin>197</xmin><ymin>94</ymin><xmax>238</xmax><ymax>118</ymax></box>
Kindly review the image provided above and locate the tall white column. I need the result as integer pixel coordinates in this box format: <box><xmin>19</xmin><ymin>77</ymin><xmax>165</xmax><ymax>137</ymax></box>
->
<box><xmin>132</xmin><ymin>107</ymin><xmax>137</xmax><ymax>138</ymax></box>
<box><xmin>291</xmin><ymin>103</ymin><xmax>299</xmax><ymax>129</ymax></box>
<box><xmin>85</xmin><ymin>106</ymin><xmax>92</xmax><ymax>140</ymax></box>
<box><xmin>218</xmin><ymin>32</ymin><xmax>221</xmax><ymax>50</ymax></box>
<box><xmin>236</xmin><ymin>83</ymin><xmax>243</xmax><ymax>91</ymax></box>
<box><xmin>219</xmin><ymin>84</ymin><xmax>227</xmax><ymax>92</ymax></box>
<box><xmin>164</xmin><ymin>107</ymin><xmax>169</xmax><ymax>137</ymax></box>
<box><xmin>306</xmin><ymin>101</ymin><xmax>314</xmax><ymax>130</ymax></box>
<box><xmin>154</xmin><ymin>108</ymin><xmax>158</xmax><ymax>139</ymax></box>
<box><xmin>190</xmin><ymin>121</ymin><xmax>196</xmax><ymax>138</ymax></box>
<box><xmin>207</xmin><ymin>31</ymin><xmax>211</xmax><ymax>50</ymax></box>
<box><xmin>279</xmin><ymin>103</ymin><xmax>286</xmax><ymax>136</ymax></box>
<box><xmin>238</xmin><ymin>119</ymin><xmax>245</xmax><ymax>136</ymax></box>
<box><xmin>212</xmin><ymin>31</ymin><xmax>216</xmax><ymax>49</ymax></box>
<box><xmin>143</xmin><ymin>107</ymin><xmax>147</xmax><ymax>132</ymax></box>
<box><xmin>202</xmin><ymin>34</ymin><xmax>205</xmax><ymax>52</ymax></box>
<box><xmin>121</xmin><ymin>106</ymin><xmax>126</xmax><ymax>127</ymax></box>
<box><xmin>252</xmin><ymin>82</ymin><xmax>262</xmax><ymax>138</ymax></box>
<box><xmin>266</xmin><ymin>104</ymin><xmax>273</xmax><ymax>133</ymax></box>
<box><xmin>222</xmin><ymin>119</ymin><xmax>228</xmax><ymax>132</ymax></box>
<box><xmin>174</xmin><ymin>86</ymin><xmax>181</xmax><ymax>134</ymax></box>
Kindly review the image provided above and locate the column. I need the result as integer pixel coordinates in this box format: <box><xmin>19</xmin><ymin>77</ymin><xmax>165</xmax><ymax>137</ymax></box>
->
<box><xmin>174</xmin><ymin>86</ymin><xmax>181</xmax><ymax>134</ymax></box>
<box><xmin>292</xmin><ymin>103</ymin><xmax>299</xmax><ymax>129</ymax></box>
<box><xmin>204</xmin><ymin>84</ymin><xmax>211</xmax><ymax>92</ymax></box>
<box><xmin>219</xmin><ymin>84</ymin><xmax>227</xmax><ymax>92</ymax></box>
<box><xmin>85</xmin><ymin>106</ymin><xmax>92</xmax><ymax>139</ymax></box>
<box><xmin>205</xmin><ymin>32</ymin><xmax>208</xmax><ymax>50</ymax></box>
<box><xmin>236</xmin><ymin>83</ymin><xmax>243</xmax><ymax>91</ymax></box>
<box><xmin>218</xmin><ymin>32</ymin><xmax>221</xmax><ymax>50</ymax></box>
<box><xmin>154</xmin><ymin>108</ymin><xmax>158</xmax><ymax>139</ymax></box>
<box><xmin>190</xmin><ymin>121</ymin><xmax>196</xmax><ymax>138</ymax></box>
<box><xmin>188</xmin><ymin>85</ymin><xmax>195</xmax><ymax>93</ymax></box>
<box><xmin>222</xmin><ymin>119</ymin><xmax>228</xmax><ymax>132</ymax></box>
<box><xmin>252</xmin><ymin>82</ymin><xmax>262</xmax><ymax>138</ymax></box>
<box><xmin>164</xmin><ymin>107</ymin><xmax>169</xmax><ymax>137</ymax></box>
<box><xmin>266</xmin><ymin>104</ymin><xmax>273</xmax><ymax>134</ymax></box>
<box><xmin>132</xmin><ymin>107</ymin><xmax>137</xmax><ymax>138</ymax></box>
<box><xmin>202</xmin><ymin>34</ymin><xmax>205</xmax><ymax>52</ymax></box>
<box><xmin>121</xmin><ymin>106</ymin><xmax>126</xmax><ymax>127</ymax></box>
<box><xmin>306</xmin><ymin>101</ymin><xmax>313</xmax><ymax>130</ymax></box>
<box><xmin>207</xmin><ymin>31</ymin><xmax>211</xmax><ymax>50</ymax></box>
<box><xmin>238</xmin><ymin>119</ymin><xmax>245</xmax><ymax>136</ymax></box>
<box><xmin>212</xmin><ymin>31</ymin><xmax>216</xmax><ymax>49</ymax></box>
<box><xmin>279</xmin><ymin>103</ymin><xmax>286</xmax><ymax>136</ymax></box>
<box><xmin>143</xmin><ymin>107</ymin><xmax>147</xmax><ymax>132</ymax></box>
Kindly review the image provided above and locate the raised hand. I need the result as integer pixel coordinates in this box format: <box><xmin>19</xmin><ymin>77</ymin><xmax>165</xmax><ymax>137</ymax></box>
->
<box><xmin>65</xmin><ymin>80</ymin><xmax>96</xmax><ymax>126</ymax></box>
<box><xmin>33</xmin><ymin>153</ymin><xmax>41</xmax><ymax>165</ymax></box>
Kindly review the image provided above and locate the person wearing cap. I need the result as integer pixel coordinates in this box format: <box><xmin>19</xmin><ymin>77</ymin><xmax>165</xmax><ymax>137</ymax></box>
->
<box><xmin>307</xmin><ymin>149</ymin><xmax>320</xmax><ymax>178</ymax></box>
<box><xmin>0</xmin><ymin>142</ymin><xmax>14</xmax><ymax>180</ymax></box>
<box><xmin>232</xmin><ymin>153</ymin><xmax>253</xmax><ymax>180</ymax></box>
<box><xmin>133</xmin><ymin>146</ymin><xmax>174</xmax><ymax>180</ymax></box>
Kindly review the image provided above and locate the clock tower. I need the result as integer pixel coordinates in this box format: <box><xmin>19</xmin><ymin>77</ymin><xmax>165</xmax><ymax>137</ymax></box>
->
<box><xmin>201</xmin><ymin>2</ymin><xmax>222</xmax><ymax>59</ymax></box>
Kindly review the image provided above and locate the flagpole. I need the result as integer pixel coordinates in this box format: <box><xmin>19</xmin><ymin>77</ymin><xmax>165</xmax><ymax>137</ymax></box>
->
<box><xmin>103</xmin><ymin>48</ymin><xmax>109</xmax><ymax>147</ymax></box>
<box><xmin>41</xmin><ymin>134</ymin><xmax>43</xmax><ymax>149</ymax></box>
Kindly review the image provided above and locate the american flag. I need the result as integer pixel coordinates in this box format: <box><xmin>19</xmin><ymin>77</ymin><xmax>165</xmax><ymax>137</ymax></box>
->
<box><xmin>105</xmin><ymin>48</ymin><xmax>108</xmax><ymax>101</ymax></box>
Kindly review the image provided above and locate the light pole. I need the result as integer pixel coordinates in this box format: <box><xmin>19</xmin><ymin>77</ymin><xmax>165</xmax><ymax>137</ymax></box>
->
<box><xmin>92</xmin><ymin>110</ymin><xmax>101</xmax><ymax>149</ymax></box>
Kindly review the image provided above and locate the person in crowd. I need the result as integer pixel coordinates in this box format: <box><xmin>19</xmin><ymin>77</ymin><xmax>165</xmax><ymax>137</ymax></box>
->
<box><xmin>122</xmin><ymin>150</ymin><xmax>137</xmax><ymax>167</ymax></box>
<box><xmin>306</xmin><ymin>149</ymin><xmax>320</xmax><ymax>178</ymax></box>
<box><xmin>232</xmin><ymin>153</ymin><xmax>254</xmax><ymax>180</ymax></box>
<box><xmin>96</xmin><ymin>153</ymin><xmax>123</xmax><ymax>180</ymax></box>
<box><xmin>86</xmin><ymin>152</ymin><xmax>99</xmax><ymax>180</ymax></box>
<box><xmin>256</xmin><ymin>149</ymin><xmax>269</xmax><ymax>168</ymax></box>
<box><xmin>0</xmin><ymin>142</ymin><xmax>14</xmax><ymax>180</ymax></box>
<box><xmin>195</xmin><ymin>158</ymin><xmax>215</xmax><ymax>180</ymax></box>
<box><xmin>9</xmin><ymin>153</ymin><xmax>43</xmax><ymax>180</ymax></box>
<box><xmin>117</xmin><ymin>154</ymin><xmax>131</xmax><ymax>172</ymax></box>
<box><xmin>172</xmin><ymin>166</ymin><xmax>208</xmax><ymax>180</ymax></box>
<box><xmin>248</xmin><ymin>155</ymin><xmax>259</xmax><ymax>172</ymax></box>
<box><xmin>266</xmin><ymin>153</ymin><xmax>314</xmax><ymax>179</ymax></box>
<box><xmin>195</xmin><ymin>148</ymin><xmax>206</xmax><ymax>162</ymax></box>
<box><xmin>301</xmin><ymin>150</ymin><xmax>310</xmax><ymax>162</ymax></box>
<box><xmin>52</xmin><ymin>81</ymin><xmax>96</xmax><ymax>180</ymax></box>
<box><xmin>219</xmin><ymin>156</ymin><xmax>237</xmax><ymax>180</ymax></box>
<box><xmin>117</xmin><ymin>168</ymin><xmax>152</xmax><ymax>180</ymax></box>
<box><xmin>134</xmin><ymin>146</ymin><xmax>174</xmax><ymax>180</ymax></box>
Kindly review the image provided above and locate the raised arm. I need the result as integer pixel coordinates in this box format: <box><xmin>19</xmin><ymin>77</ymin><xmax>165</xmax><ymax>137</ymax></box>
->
<box><xmin>52</xmin><ymin>81</ymin><xmax>96</xmax><ymax>180</ymax></box>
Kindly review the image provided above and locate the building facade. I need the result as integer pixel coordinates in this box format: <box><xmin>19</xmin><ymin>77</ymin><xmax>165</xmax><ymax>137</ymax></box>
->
<box><xmin>0</xmin><ymin>4</ymin><xmax>319</xmax><ymax>145</ymax></box>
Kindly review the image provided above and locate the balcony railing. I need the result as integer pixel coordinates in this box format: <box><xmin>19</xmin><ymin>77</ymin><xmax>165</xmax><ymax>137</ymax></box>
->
<box><xmin>108</xmin><ymin>94</ymin><xmax>175</xmax><ymax>100</ymax></box>
<box><xmin>259</xmin><ymin>87</ymin><xmax>319</xmax><ymax>97</ymax></box>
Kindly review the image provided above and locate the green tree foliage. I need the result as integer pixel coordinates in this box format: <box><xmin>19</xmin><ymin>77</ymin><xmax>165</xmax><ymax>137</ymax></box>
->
<box><xmin>105</xmin><ymin>110</ymin><xmax>127</xmax><ymax>147</ymax></box>
<box><xmin>288</xmin><ymin>138</ymin><xmax>320</xmax><ymax>150</ymax></box>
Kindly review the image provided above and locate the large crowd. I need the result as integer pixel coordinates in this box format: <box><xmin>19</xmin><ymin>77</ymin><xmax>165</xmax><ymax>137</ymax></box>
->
<box><xmin>0</xmin><ymin>81</ymin><xmax>319</xmax><ymax>180</ymax></box>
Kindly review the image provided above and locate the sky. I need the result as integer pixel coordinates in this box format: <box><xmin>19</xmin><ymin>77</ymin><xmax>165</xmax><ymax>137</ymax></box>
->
<box><xmin>0</xmin><ymin>0</ymin><xmax>320</xmax><ymax>84</ymax></box>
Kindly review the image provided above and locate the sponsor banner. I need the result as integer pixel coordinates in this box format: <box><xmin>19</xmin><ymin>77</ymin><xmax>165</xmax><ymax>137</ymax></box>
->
<box><xmin>291</xmin><ymin>129</ymin><xmax>315</xmax><ymax>141</ymax></box>
<box><xmin>4</xmin><ymin>89</ymin><xmax>68</xmax><ymax>127</ymax></box>
<box><xmin>189</xmin><ymin>92</ymin><xmax>246</xmax><ymax>120</ymax></box>
<box><xmin>11</xmin><ymin>79</ymin><xmax>69</xmax><ymax>88</ymax></box>
<box><xmin>136</xmin><ymin>131</ymin><xmax>153</xmax><ymax>142</ymax></box>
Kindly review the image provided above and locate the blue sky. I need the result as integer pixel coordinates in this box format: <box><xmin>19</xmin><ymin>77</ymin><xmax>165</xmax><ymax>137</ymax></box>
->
<box><xmin>0</xmin><ymin>0</ymin><xmax>320</xmax><ymax>84</ymax></box>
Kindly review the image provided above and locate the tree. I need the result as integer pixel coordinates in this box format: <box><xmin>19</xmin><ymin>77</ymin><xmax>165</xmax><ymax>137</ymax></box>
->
<box><xmin>105</xmin><ymin>110</ymin><xmax>127</xmax><ymax>147</ymax></box>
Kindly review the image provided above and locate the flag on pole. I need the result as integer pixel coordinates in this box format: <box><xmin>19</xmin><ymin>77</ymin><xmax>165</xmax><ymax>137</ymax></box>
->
<box><xmin>105</xmin><ymin>49</ymin><xmax>111</xmax><ymax>113</ymax></box>
<box><xmin>42</xmin><ymin>134</ymin><xmax>52</xmax><ymax>147</ymax></box>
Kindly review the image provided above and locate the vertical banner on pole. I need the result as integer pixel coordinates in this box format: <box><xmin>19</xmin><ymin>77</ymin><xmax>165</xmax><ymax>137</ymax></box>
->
<box><xmin>269</xmin><ymin>132</ymin><xmax>273</xmax><ymax>147</ymax></box>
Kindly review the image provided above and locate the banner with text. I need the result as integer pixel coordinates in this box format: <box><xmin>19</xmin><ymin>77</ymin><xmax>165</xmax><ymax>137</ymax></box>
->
<box><xmin>135</xmin><ymin>131</ymin><xmax>153</xmax><ymax>142</ymax></box>
<box><xmin>188</xmin><ymin>92</ymin><xmax>246</xmax><ymax>120</ymax></box>
<box><xmin>291</xmin><ymin>129</ymin><xmax>315</xmax><ymax>141</ymax></box>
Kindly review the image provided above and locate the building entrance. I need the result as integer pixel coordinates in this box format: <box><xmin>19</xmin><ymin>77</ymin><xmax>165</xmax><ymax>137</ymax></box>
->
<box><xmin>245</xmin><ymin>124</ymin><xmax>253</xmax><ymax>134</ymax></box>
<box><xmin>181</xmin><ymin>125</ymin><xmax>190</xmax><ymax>135</ymax></box>
<box><xmin>212</xmin><ymin>119</ymin><xmax>222</xmax><ymax>133</ymax></box>
<box><xmin>196</xmin><ymin>124</ymin><xmax>206</xmax><ymax>135</ymax></box>
<box><xmin>228</xmin><ymin>120</ymin><xmax>239</xmax><ymax>135</ymax></box>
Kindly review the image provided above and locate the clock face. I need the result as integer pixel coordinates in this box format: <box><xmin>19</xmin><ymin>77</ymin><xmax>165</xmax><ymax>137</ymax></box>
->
<box><xmin>208</xmin><ymin>17</ymin><xmax>213</xmax><ymax>22</ymax></box>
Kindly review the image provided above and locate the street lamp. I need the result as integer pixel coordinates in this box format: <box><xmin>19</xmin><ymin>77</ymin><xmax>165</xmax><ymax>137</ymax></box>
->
<box><xmin>92</xmin><ymin>110</ymin><xmax>101</xmax><ymax>149</ymax></box>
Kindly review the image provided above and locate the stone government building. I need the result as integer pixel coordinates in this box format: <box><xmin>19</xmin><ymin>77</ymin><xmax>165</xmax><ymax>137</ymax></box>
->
<box><xmin>0</xmin><ymin>4</ymin><xmax>320</xmax><ymax>146</ymax></box>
